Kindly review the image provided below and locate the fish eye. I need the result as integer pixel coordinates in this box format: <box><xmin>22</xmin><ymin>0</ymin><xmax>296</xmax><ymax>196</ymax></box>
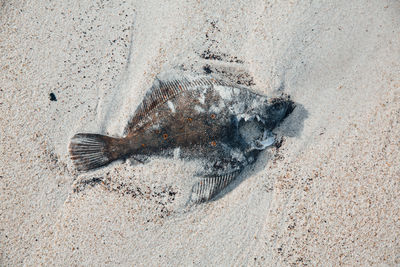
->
<box><xmin>163</xmin><ymin>134</ymin><xmax>168</xmax><ymax>139</ymax></box>
<box><xmin>187</xmin><ymin>117</ymin><xmax>193</xmax><ymax>122</ymax></box>
<box><xmin>210</xmin><ymin>114</ymin><xmax>216</xmax><ymax>119</ymax></box>
<box><xmin>272</xmin><ymin>102</ymin><xmax>283</xmax><ymax>110</ymax></box>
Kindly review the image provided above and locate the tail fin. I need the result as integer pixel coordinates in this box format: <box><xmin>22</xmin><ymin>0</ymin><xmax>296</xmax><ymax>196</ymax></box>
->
<box><xmin>69</xmin><ymin>133</ymin><xmax>119</xmax><ymax>171</ymax></box>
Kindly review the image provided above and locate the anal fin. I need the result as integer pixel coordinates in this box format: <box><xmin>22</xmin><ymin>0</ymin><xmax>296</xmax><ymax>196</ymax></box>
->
<box><xmin>188</xmin><ymin>171</ymin><xmax>241</xmax><ymax>205</ymax></box>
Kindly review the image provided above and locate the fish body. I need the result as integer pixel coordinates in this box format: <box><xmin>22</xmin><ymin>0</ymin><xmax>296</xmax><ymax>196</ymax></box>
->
<box><xmin>69</xmin><ymin>71</ymin><xmax>294</xmax><ymax>204</ymax></box>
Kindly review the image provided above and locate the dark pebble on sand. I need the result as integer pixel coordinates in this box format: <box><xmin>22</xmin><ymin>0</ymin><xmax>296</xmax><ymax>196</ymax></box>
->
<box><xmin>49</xmin><ymin>93</ymin><xmax>57</xmax><ymax>101</ymax></box>
<box><xmin>203</xmin><ymin>65</ymin><xmax>213</xmax><ymax>74</ymax></box>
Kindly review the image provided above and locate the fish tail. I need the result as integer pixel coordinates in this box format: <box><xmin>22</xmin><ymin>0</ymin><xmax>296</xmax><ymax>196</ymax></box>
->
<box><xmin>69</xmin><ymin>133</ymin><xmax>121</xmax><ymax>171</ymax></box>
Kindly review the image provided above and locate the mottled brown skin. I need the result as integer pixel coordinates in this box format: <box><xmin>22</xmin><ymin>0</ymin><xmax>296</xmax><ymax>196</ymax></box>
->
<box><xmin>118</xmin><ymin>89</ymin><xmax>232</xmax><ymax>161</ymax></box>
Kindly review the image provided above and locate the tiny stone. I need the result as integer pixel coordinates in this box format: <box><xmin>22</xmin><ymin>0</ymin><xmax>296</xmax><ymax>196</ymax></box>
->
<box><xmin>49</xmin><ymin>93</ymin><xmax>57</xmax><ymax>101</ymax></box>
<box><xmin>203</xmin><ymin>65</ymin><xmax>212</xmax><ymax>74</ymax></box>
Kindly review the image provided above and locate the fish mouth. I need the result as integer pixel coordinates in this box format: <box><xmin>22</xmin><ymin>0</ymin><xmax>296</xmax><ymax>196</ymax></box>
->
<box><xmin>237</xmin><ymin>114</ymin><xmax>275</xmax><ymax>151</ymax></box>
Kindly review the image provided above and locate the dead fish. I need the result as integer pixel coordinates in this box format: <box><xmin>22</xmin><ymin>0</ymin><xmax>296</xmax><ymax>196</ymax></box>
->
<box><xmin>69</xmin><ymin>72</ymin><xmax>294</xmax><ymax>204</ymax></box>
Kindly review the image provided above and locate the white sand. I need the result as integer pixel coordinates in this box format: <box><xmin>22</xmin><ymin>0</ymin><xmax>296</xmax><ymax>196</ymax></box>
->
<box><xmin>1</xmin><ymin>0</ymin><xmax>399</xmax><ymax>266</ymax></box>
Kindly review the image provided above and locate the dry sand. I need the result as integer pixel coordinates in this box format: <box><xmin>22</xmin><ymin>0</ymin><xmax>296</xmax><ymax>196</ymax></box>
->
<box><xmin>1</xmin><ymin>0</ymin><xmax>399</xmax><ymax>266</ymax></box>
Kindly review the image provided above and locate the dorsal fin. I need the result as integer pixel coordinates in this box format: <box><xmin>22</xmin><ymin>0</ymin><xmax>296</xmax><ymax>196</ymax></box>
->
<box><xmin>124</xmin><ymin>75</ymin><xmax>224</xmax><ymax>134</ymax></box>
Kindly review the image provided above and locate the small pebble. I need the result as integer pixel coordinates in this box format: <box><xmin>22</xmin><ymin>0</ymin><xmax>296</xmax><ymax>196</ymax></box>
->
<box><xmin>49</xmin><ymin>93</ymin><xmax>57</xmax><ymax>101</ymax></box>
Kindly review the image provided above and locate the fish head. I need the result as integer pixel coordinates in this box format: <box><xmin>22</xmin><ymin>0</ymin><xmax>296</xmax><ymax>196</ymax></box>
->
<box><xmin>236</xmin><ymin>96</ymin><xmax>295</xmax><ymax>151</ymax></box>
<box><xmin>262</xmin><ymin>97</ymin><xmax>295</xmax><ymax>131</ymax></box>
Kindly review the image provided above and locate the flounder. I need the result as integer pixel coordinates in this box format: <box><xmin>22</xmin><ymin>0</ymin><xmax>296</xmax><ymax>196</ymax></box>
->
<box><xmin>69</xmin><ymin>71</ymin><xmax>294</xmax><ymax>204</ymax></box>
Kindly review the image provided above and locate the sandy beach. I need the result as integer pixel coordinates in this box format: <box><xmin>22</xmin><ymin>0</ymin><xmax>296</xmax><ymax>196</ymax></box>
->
<box><xmin>1</xmin><ymin>0</ymin><xmax>399</xmax><ymax>265</ymax></box>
